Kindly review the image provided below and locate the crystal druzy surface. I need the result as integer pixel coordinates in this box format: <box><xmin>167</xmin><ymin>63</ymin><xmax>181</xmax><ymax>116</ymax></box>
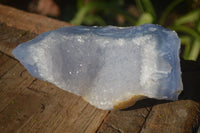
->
<box><xmin>12</xmin><ymin>24</ymin><xmax>183</xmax><ymax>110</ymax></box>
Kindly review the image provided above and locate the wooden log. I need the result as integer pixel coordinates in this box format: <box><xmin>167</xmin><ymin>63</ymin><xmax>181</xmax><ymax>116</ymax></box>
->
<box><xmin>0</xmin><ymin>23</ymin><xmax>37</xmax><ymax>58</ymax></box>
<box><xmin>140</xmin><ymin>100</ymin><xmax>200</xmax><ymax>133</ymax></box>
<box><xmin>0</xmin><ymin>4</ymin><xmax>108</xmax><ymax>133</ymax></box>
<box><xmin>99</xmin><ymin>59</ymin><xmax>200</xmax><ymax>133</ymax></box>
<box><xmin>0</xmin><ymin>61</ymin><xmax>36</xmax><ymax>132</ymax></box>
<box><xmin>0</xmin><ymin>53</ymin><xmax>17</xmax><ymax>76</ymax></box>
<box><xmin>0</xmin><ymin>4</ymin><xmax>200</xmax><ymax>133</ymax></box>
<box><xmin>0</xmin><ymin>4</ymin><xmax>71</xmax><ymax>34</ymax></box>
<box><xmin>98</xmin><ymin>99</ymin><xmax>200</xmax><ymax>133</ymax></box>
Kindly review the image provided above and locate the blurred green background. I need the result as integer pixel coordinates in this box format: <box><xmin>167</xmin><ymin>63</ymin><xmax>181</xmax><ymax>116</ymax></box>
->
<box><xmin>1</xmin><ymin>0</ymin><xmax>200</xmax><ymax>61</ymax></box>
<box><xmin>66</xmin><ymin>0</ymin><xmax>200</xmax><ymax>61</ymax></box>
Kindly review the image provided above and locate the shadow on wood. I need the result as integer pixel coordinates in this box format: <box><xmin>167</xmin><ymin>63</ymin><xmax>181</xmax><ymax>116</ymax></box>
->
<box><xmin>99</xmin><ymin>59</ymin><xmax>200</xmax><ymax>133</ymax></box>
<box><xmin>121</xmin><ymin>98</ymin><xmax>171</xmax><ymax>111</ymax></box>
<box><xmin>179</xmin><ymin>58</ymin><xmax>200</xmax><ymax>102</ymax></box>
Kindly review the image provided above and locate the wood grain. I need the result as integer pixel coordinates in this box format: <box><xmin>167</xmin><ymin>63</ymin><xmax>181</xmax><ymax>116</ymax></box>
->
<box><xmin>140</xmin><ymin>100</ymin><xmax>200</xmax><ymax>133</ymax></box>
<box><xmin>0</xmin><ymin>5</ymin><xmax>108</xmax><ymax>132</ymax></box>
<box><xmin>0</xmin><ymin>53</ymin><xmax>17</xmax><ymax>76</ymax></box>
<box><xmin>0</xmin><ymin>4</ymin><xmax>71</xmax><ymax>35</ymax></box>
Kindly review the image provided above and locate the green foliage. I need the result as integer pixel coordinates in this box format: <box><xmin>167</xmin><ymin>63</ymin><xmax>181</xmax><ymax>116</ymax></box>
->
<box><xmin>159</xmin><ymin>0</ymin><xmax>185</xmax><ymax>25</ymax></box>
<box><xmin>135</xmin><ymin>0</ymin><xmax>156</xmax><ymax>21</ymax></box>
<box><xmin>170</xmin><ymin>9</ymin><xmax>200</xmax><ymax>60</ymax></box>
<box><xmin>135</xmin><ymin>13</ymin><xmax>153</xmax><ymax>25</ymax></box>
<box><xmin>70</xmin><ymin>0</ymin><xmax>200</xmax><ymax>61</ymax></box>
<box><xmin>71</xmin><ymin>0</ymin><xmax>136</xmax><ymax>25</ymax></box>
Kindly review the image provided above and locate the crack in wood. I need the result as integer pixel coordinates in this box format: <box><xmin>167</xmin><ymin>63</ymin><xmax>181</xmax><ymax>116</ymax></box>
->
<box><xmin>28</xmin><ymin>79</ymin><xmax>37</xmax><ymax>86</ymax></box>
<box><xmin>0</xmin><ymin>62</ymin><xmax>18</xmax><ymax>79</ymax></box>
<box><xmin>27</xmin><ymin>86</ymin><xmax>48</xmax><ymax>95</ymax></box>
<box><xmin>0</xmin><ymin>104</ymin><xmax>8</xmax><ymax>114</ymax></box>
<box><xmin>192</xmin><ymin>106</ymin><xmax>200</xmax><ymax>133</ymax></box>
<box><xmin>141</xmin><ymin>112</ymin><xmax>147</xmax><ymax>119</ymax></box>
<box><xmin>40</xmin><ymin>103</ymin><xmax>45</xmax><ymax>113</ymax></box>
<box><xmin>0</xmin><ymin>50</ymin><xmax>18</xmax><ymax>61</ymax></box>
<box><xmin>96</xmin><ymin>111</ymin><xmax>111</xmax><ymax>133</ymax></box>
<box><xmin>138</xmin><ymin>106</ymin><xmax>152</xmax><ymax>133</ymax></box>
<box><xmin>20</xmin><ymin>70</ymin><xmax>27</xmax><ymax>77</ymax></box>
<box><xmin>108</xmin><ymin>124</ymin><xmax>123</xmax><ymax>133</ymax></box>
<box><xmin>0</xmin><ymin>70</ymin><xmax>37</xmax><ymax>114</ymax></box>
<box><xmin>82</xmin><ymin>107</ymin><xmax>98</xmax><ymax>133</ymax></box>
<box><xmin>26</xmin><ymin>79</ymin><xmax>51</xmax><ymax>95</ymax></box>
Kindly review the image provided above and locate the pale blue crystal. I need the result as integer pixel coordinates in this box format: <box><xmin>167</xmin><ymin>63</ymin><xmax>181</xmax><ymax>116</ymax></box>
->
<box><xmin>12</xmin><ymin>24</ymin><xmax>183</xmax><ymax>110</ymax></box>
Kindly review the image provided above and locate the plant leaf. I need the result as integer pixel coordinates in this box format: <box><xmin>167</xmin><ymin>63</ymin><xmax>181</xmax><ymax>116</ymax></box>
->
<box><xmin>169</xmin><ymin>25</ymin><xmax>199</xmax><ymax>38</ymax></box>
<box><xmin>183</xmin><ymin>42</ymin><xmax>191</xmax><ymax>59</ymax></box>
<box><xmin>136</xmin><ymin>12</ymin><xmax>153</xmax><ymax>25</ymax></box>
<box><xmin>159</xmin><ymin>0</ymin><xmax>184</xmax><ymax>25</ymax></box>
<box><xmin>82</xmin><ymin>15</ymin><xmax>106</xmax><ymax>26</ymax></box>
<box><xmin>141</xmin><ymin>0</ymin><xmax>156</xmax><ymax>21</ymax></box>
<box><xmin>188</xmin><ymin>39</ymin><xmax>200</xmax><ymax>60</ymax></box>
<box><xmin>180</xmin><ymin>36</ymin><xmax>191</xmax><ymax>45</ymax></box>
<box><xmin>135</xmin><ymin>0</ymin><xmax>144</xmax><ymax>13</ymax></box>
<box><xmin>197</xmin><ymin>17</ymin><xmax>200</xmax><ymax>32</ymax></box>
<box><xmin>174</xmin><ymin>10</ymin><xmax>200</xmax><ymax>25</ymax></box>
<box><xmin>71</xmin><ymin>1</ymin><xmax>136</xmax><ymax>25</ymax></box>
<box><xmin>77</xmin><ymin>0</ymin><xmax>84</xmax><ymax>9</ymax></box>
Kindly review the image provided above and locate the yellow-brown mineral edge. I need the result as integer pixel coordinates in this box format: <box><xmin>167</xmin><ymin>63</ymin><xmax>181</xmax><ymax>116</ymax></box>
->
<box><xmin>113</xmin><ymin>95</ymin><xmax>146</xmax><ymax>110</ymax></box>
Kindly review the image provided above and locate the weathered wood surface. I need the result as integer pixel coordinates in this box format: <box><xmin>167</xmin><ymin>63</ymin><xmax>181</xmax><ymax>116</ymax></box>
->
<box><xmin>0</xmin><ymin>4</ymin><xmax>200</xmax><ymax>133</ymax></box>
<box><xmin>0</xmin><ymin>4</ymin><xmax>70</xmax><ymax>34</ymax></box>
<box><xmin>99</xmin><ymin>100</ymin><xmax>200</xmax><ymax>133</ymax></box>
<box><xmin>0</xmin><ymin>4</ymin><xmax>108</xmax><ymax>133</ymax></box>
<box><xmin>98</xmin><ymin>58</ymin><xmax>200</xmax><ymax>133</ymax></box>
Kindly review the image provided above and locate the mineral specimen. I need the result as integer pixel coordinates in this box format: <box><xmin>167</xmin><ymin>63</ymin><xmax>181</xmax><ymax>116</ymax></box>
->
<box><xmin>12</xmin><ymin>24</ymin><xmax>183</xmax><ymax>110</ymax></box>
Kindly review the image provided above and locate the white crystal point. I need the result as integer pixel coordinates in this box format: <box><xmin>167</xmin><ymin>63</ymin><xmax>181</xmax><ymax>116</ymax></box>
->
<box><xmin>12</xmin><ymin>24</ymin><xmax>183</xmax><ymax>110</ymax></box>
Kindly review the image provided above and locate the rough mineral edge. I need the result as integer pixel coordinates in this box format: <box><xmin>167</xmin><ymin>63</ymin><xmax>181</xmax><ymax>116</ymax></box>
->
<box><xmin>12</xmin><ymin>24</ymin><xmax>183</xmax><ymax>110</ymax></box>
